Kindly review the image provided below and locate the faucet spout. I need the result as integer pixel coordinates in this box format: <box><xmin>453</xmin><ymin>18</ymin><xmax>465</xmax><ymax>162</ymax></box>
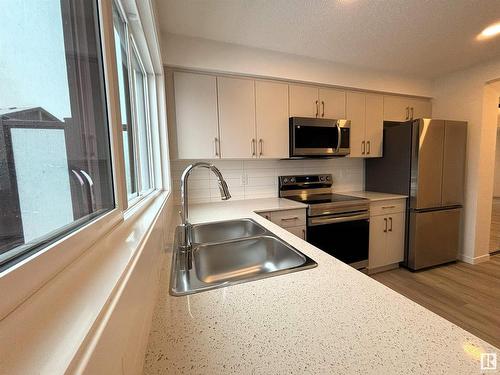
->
<box><xmin>179</xmin><ymin>162</ymin><xmax>231</xmax><ymax>262</ymax></box>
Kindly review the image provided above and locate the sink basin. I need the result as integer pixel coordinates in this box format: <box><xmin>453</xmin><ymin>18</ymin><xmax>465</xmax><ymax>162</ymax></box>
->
<box><xmin>170</xmin><ymin>219</ymin><xmax>317</xmax><ymax>296</ymax></box>
<box><xmin>190</xmin><ymin>218</ymin><xmax>266</xmax><ymax>244</ymax></box>
<box><xmin>194</xmin><ymin>236</ymin><xmax>309</xmax><ymax>284</ymax></box>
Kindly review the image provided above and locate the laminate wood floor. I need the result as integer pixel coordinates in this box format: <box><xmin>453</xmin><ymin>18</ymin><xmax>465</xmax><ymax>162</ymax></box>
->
<box><xmin>372</xmin><ymin>255</ymin><xmax>500</xmax><ymax>349</ymax></box>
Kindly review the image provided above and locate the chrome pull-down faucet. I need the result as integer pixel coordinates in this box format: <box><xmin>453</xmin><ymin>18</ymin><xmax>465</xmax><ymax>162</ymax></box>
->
<box><xmin>178</xmin><ymin>163</ymin><xmax>231</xmax><ymax>268</ymax></box>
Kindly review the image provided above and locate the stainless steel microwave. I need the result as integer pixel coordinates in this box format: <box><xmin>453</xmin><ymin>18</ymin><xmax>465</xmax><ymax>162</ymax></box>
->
<box><xmin>289</xmin><ymin>117</ymin><xmax>350</xmax><ymax>157</ymax></box>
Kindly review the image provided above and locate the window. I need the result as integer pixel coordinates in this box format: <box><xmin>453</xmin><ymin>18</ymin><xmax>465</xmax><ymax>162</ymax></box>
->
<box><xmin>0</xmin><ymin>0</ymin><xmax>114</xmax><ymax>270</ymax></box>
<box><xmin>112</xmin><ymin>3</ymin><xmax>154</xmax><ymax>201</ymax></box>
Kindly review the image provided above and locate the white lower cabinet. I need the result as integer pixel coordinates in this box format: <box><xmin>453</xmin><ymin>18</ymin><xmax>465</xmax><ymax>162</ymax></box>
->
<box><xmin>258</xmin><ymin>209</ymin><xmax>306</xmax><ymax>240</ymax></box>
<box><xmin>368</xmin><ymin>199</ymin><xmax>406</xmax><ymax>273</ymax></box>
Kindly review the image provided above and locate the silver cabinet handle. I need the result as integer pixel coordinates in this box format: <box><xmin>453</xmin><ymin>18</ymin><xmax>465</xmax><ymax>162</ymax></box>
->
<box><xmin>251</xmin><ymin>138</ymin><xmax>256</xmax><ymax>156</ymax></box>
<box><xmin>389</xmin><ymin>217</ymin><xmax>393</xmax><ymax>232</ymax></box>
<box><xmin>361</xmin><ymin>141</ymin><xmax>365</xmax><ymax>155</ymax></box>
<box><xmin>384</xmin><ymin>218</ymin><xmax>388</xmax><ymax>232</ymax></box>
<box><xmin>321</xmin><ymin>100</ymin><xmax>325</xmax><ymax>117</ymax></box>
<box><xmin>259</xmin><ymin>139</ymin><xmax>263</xmax><ymax>156</ymax></box>
<box><xmin>367</xmin><ymin>141</ymin><xmax>371</xmax><ymax>155</ymax></box>
<box><xmin>405</xmin><ymin>106</ymin><xmax>409</xmax><ymax>120</ymax></box>
<box><xmin>410</xmin><ymin>107</ymin><xmax>414</xmax><ymax>119</ymax></box>
<box><xmin>281</xmin><ymin>216</ymin><xmax>299</xmax><ymax>221</ymax></box>
<box><xmin>315</xmin><ymin>100</ymin><xmax>319</xmax><ymax>117</ymax></box>
<box><xmin>214</xmin><ymin>137</ymin><xmax>219</xmax><ymax>157</ymax></box>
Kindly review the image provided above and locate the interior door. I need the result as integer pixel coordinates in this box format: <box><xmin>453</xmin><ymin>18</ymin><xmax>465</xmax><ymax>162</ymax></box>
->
<box><xmin>217</xmin><ymin>76</ymin><xmax>256</xmax><ymax>158</ymax></box>
<box><xmin>255</xmin><ymin>81</ymin><xmax>289</xmax><ymax>158</ymax></box>
<box><xmin>173</xmin><ymin>72</ymin><xmax>219</xmax><ymax>159</ymax></box>
<box><xmin>289</xmin><ymin>84</ymin><xmax>318</xmax><ymax>117</ymax></box>
<box><xmin>408</xmin><ymin>208</ymin><xmax>460</xmax><ymax>270</ymax></box>
<box><xmin>346</xmin><ymin>91</ymin><xmax>366</xmax><ymax>157</ymax></box>
<box><xmin>364</xmin><ymin>94</ymin><xmax>384</xmax><ymax>157</ymax></box>
<box><xmin>415</xmin><ymin>119</ymin><xmax>445</xmax><ymax>209</ymax></box>
<box><xmin>441</xmin><ymin>121</ymin><xmax>467</xmax><ymax>206</ymax></box>
<box><xmin>319</xmin><ymin>88</ymin><xmax>346</xmax><ymax>119</ymax></box>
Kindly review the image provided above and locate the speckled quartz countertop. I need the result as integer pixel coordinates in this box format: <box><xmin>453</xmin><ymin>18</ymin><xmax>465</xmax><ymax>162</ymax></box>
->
<box><xmin>144</xmin><ymin>198</ymin><xmax>498</xmax><ymax>375</ymax></box>
<box><xmin>341</xmin><ymin>191</ymin><xmax>408</xmax><ymax>201</ymax></box>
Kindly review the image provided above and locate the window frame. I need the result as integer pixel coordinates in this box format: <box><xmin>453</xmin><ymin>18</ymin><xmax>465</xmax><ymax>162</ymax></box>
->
<box><xmin>0</xmin><ymin>0</ymin><xmax>169</xmax><ymax>318</ymax></box>
<box><xmin>113</xmin><ymin>0</ymin><xmax>157</xmax><ymax>208</ymax></box>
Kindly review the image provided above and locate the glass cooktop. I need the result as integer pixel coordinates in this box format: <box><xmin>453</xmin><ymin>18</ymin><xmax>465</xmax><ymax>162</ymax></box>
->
<box><xmin>286</xmin><ymin>193</ymin><xmax>367</xmax><ymax>205</ymax></box>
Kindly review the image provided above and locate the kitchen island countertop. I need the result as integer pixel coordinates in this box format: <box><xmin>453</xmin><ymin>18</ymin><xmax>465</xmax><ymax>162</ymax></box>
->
<box><xmin>144</xmin><ymin>198</ymin><xmax>498</xmax><ymax>375</ymax></box>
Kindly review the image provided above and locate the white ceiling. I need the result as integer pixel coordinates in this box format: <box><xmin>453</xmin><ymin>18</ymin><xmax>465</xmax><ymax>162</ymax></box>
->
<box><xmin>156</xmin><ymin>0</ymin><xmax>500</xmax><ymax>78</ymax></box>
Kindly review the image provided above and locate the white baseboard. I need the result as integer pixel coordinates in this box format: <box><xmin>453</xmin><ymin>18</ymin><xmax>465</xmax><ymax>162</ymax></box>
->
<box><xmin>458</xmin><ymin>253</ymin><xmax>490</xmax><ymax>264</ymax></box>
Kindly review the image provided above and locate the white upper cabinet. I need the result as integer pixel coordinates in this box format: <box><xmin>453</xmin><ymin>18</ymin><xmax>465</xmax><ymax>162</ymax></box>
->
<box><xmin>346</xmin><ymin>92</ymin><xmax>383</xmax><ymax>157</ymax></box>
<box><xmin>384</xmin><ymin>95</ymin><xmax>431</xmax><ymax>121</ymax></box>
<box><xmin>217</xmin><ymin>76</ymin><xmax>256</xmax><ymax>158</ymax></box>
<box><xmin>289</xmin><ymin>85</ymin><xmax>346</xmax><ymax>119</ymax></box>
<box><xmin>289</xmin><ymin>84</ymin><xmax>319</xmax><ymax>117</ymax></box>
<box><xmin>346</xmin><ymin>91</ymin><xmax>366</xmax><ymax>157</ymax></box>
<box><xmin>173</xmin><ymin>71</ymin><xmax>219</xmax><ymax>159</ymax></box>
<box><xmin>255</xmin><ymin>80</ymin><xmax>289</xmax><ymax>158</ymax></box>
<box><xmin>365</xmin><ymin>94</ymin><xmax>384</xmax><ymax>157</ymax></box>
<box><xmin>319</xmin><ymin>88</ymin><xmax>346</xmax><ymax>119</ymax></box>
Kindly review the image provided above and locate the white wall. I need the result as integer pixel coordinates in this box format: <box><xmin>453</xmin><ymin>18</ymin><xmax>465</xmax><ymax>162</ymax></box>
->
<box><xmin>161</xmin><ymin>33</ymin><xmax>433</xmax><ymax>97</ymax></box>
<box><xmin>171</xmin><ymin>158</ymin><xmax>364</xmax><ymax>204</ymax></box>
<box><xmin>432</xmin><ymin>57</ymin><xmax>500</xmax><ymax>263</ymax></box>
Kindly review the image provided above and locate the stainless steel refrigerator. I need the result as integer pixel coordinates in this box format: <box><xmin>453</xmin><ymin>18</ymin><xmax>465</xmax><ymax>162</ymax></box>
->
<box><xmin>365</xmin><ymin>119</ymin><xmax>467</xmax><ymax>270</ymax></box>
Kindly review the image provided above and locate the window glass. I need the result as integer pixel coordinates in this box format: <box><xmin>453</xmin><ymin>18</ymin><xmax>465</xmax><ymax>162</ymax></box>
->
<box><xmin>131</xmin><ymin>48</ymin><xmax>152</xmax><ymax>191</ymax></box>
<box><xmin>0</xmin><ymin>0</ymin><xmax>114</xmax><ymax>269</ymax></box>
<box><xmin>112</xmin><ymin>5</ymin><xmax>137</xmax><ymax>199</ymax></box>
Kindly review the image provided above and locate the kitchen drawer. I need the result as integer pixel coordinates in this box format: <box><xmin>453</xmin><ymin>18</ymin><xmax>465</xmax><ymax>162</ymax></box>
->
<box><xmin>286</xmin><ymin>226</ymin><xmax>307</xmax><ymax>240</ymax></box>
<box><xmin>270</xmin><ymin>209</ymin><xmax>306</xmax><ymax>228</ymax></box>
<box><xmin>370</xmin><ymin>199</ymin><xmax>406</xmax><ymax>217</ymax></box>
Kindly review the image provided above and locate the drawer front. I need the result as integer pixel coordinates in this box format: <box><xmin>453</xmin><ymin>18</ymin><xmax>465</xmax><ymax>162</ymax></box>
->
<box><xmin>286</xmin><ymin>226</ymin><xmax>306</xmax><ymax>240</ymax></box>
<box><xmin>370</xmin><ymin>199</ymin><xmax>406</xmax><ymax>217</ymax></box>
<box><xmin>270</xmin><ymin>209</ymin><xmax>306</xmax><ymax>228</ymax></box>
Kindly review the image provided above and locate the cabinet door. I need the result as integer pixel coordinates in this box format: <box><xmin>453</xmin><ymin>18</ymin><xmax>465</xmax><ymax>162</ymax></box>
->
<box><xmin>319</xmin><ymin>88</ymin><xmax>346</xmax><ymax>119</ymax></box>
<box><xmin>286</xmin><ymin>226</ymin><xmax>307</xmax><ymax>240</ymax></box>
<box><xmin>365</xmin><ymin>94</ymin><xmax>384</xmax><ymax>157</ymax></box>
<box><xmin>217</xmin><ymin>76</ymin><xmax>256</xmax><ymax>158</ymax></box>
<box><xmin>386</xmin><ymin>212</ymin><xmax>405</xmax><ymax>265</ymax></box>
<box><xmin>255</xmin><ymin>81</ymin><xmax>289</xmax><ymax>158</ymax></box>
<box><xmin>346</xmin><ymin>91</ymin><xmax>366</xmax><ymax>157</ymax></box>
<box><xmin>289</xmin><ymin>84</ymin><xmax>319</xmax><ymax>117</ymax></box>
<box><xmin>173</xmin><ymin>72</ymin><xmax>219</xmax><ymax>159</ymax></box>
<box><xmin>409</xmin><ymin>98</ymin><xmax>431</xmax><ymax>119</ymax></box>
<box><xmin>383</xmin><ymin>95</ymin><xmax>411</xmax><ymax>121</ymax></box>
<box><xmin>368</xmin><ymin>215</ymin><xmax>388</xmax><ymax>269</ymax></box>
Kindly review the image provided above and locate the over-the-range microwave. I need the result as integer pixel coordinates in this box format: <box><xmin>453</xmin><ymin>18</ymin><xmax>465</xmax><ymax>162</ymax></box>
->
<box><xmin>289</xmin><ymin>117</ymin><xmax>350</xmax><ymax>157</ymax></box>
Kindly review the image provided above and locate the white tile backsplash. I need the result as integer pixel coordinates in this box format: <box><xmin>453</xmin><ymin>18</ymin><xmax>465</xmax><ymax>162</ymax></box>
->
<box><xmin>170</xmin><ymin>158</ymin><xmax>364</xmax><ymax>204</ymax></box>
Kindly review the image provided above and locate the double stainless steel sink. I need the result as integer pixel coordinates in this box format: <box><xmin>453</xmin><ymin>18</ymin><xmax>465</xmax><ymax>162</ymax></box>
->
<box><xmin>170</xmin><ymin>218</ymin><xmax>317</xmax><ymax>296</ymax></box>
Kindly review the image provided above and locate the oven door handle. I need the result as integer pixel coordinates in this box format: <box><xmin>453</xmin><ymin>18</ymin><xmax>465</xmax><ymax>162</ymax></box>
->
<box><xmin>308</xmin><ymin>213</ymin><xmax>369</xmax><ymax>226</ymax></box>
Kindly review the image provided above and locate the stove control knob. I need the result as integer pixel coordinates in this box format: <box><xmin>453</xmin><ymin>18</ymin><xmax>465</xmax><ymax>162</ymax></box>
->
<box><xmin>320</xmin><ymin>176</ymin><xmax>325</xmax><ymax>181</ymax></box>
<box><xmin>283</xmin><ymin>178</ymin><xmax>289</xmax><ymax>184</ymax></box>
<box><xmin>290</xmin><ymin>177</ymin><xmax>296</xmax><ymax>183</ymax></box>
<box><xmin>326</xmin><ymin>176</ymin><xmax>331</xmax><ymax>181</ymax></box>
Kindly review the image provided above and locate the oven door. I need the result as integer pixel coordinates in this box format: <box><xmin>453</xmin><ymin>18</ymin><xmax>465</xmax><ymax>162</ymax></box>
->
<box><xmin>289</xmin><ymin>118</ymin><xmax>350</xmax><ymax>157</ymax></box>
<box><xmin>307</xmin><ymin>212</ymin><xmax>369</xmax><ymax>269</ymax></box>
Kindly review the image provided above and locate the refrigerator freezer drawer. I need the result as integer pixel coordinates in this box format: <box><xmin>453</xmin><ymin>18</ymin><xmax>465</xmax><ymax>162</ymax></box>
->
<box><xmin>407</xmin><ymin>208</ymin><xmax>461</xmax><ymax>270</ymax></box>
